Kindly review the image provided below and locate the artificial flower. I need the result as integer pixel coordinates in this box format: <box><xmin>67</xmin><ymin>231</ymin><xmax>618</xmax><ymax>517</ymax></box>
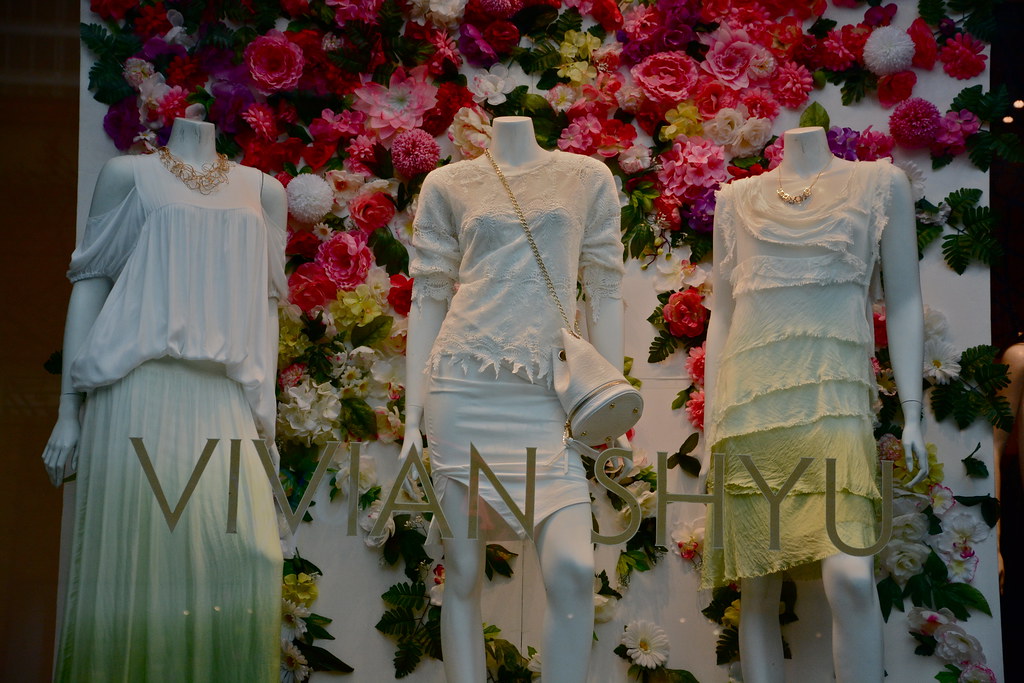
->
<box><xmin>685</xmin><ymin>389</ymin><xmax>705</xmax><ymax>430</ymax></box>
<box><xmin>923</xmin><ymin>338</ymin><xmax>961</xmax><ymax>384</ymax></box>
<box><xmin>282</xmin><ymin>572</ymin><xmax>320</xmax><ymax>605</ymax></box>
<box><xmin>939</xmin><ymin>33</ymin><xmax>987</xmax><ymax>80</ymax></box>
<box><xmin>286</xmin><ymin>173</ymin><xmax>334</xmax><ymax>223</ymax></box>
<box><xmin>877</xmin><ymin>71</ymin><xmax>917</xmax><ymax>108</ymax></box>
<box><xmin>930</xmin><ymin>483</ymin><xmax>956</xmax><ymax>515</ymax></box>
<box><xmin>878</xmin><ymin>538</ymin><xmax>931</xmax><ymax>585</ymax></box>
<box><xmin>958</xmin><ymin>664</ymin><xmax>998</xmax><ymax>683</ymax></box>
<box><xmin>280</xmin><ymin>640</ymin><xmax>312</xmax><ymax>683</ymax></box>
<box><xmin>671</xmin><ymin>516</ymin><xmax>705</xmax><ymax>563</ymax></box>
<box><xmin>908</xmin><ymin>17</ymin><xmax>938</xmax><ymax>70</ymax></box>
<box><xmin>933</xmin><ymin>623</ymin><xmax>986</xmax><ymax>667</ymax></box>
<box><xmin>449</xmin><ymin>105</ymin><xmax>491</xmax><ymax>159</ymax></box>
<box><xmin>620</xmin><ymin>620</ymin><xmax>670</xmax><ymax>669</ymax></box>
<box><xmin>244</xmin><ymin>31</ymin><xmax>304</xmax><ymax>94</ymax></box>
<box><xmin>348</xmin><ymin>191</ymin><xmax>396</xmax><ymax>233</ymax></box>
<box><xmin>360</xmin><ymin>498</ymin><xmax>396</xmax><ymax>548</ymax></box>
<box><xmin>281</xmin><ymin>599</ymin><xmax>311</xmax><ymax>641</ymax></box>
<box><xmin>862</xmin><ymin>25</ymin><xmax>915</xmax><ymax>76</ymax></box>
<box><xmin>662</xmin><ymin>288</ymin><xmax>709</xmax><ymax>338</ymax></box>
<box><xmin>287</xmin><ymin>262</ymin><xmax>337</xmax><ymax>313</ymax></box>
<box><xmin>352</xmin><ymin>66</ymin><xmax>438</xmax><ymax>144</ymax></box>
<box><xmin>907</xmin><ymin>606</ymin><xmax>957</xmax><ymax>636</ymax></box>
<box><xmin>685</xmin><ymin>343</ymin><xmax>706</xmax><ymax>386</ymax></box>
<box><xmin>631</xmin><ymin>51</ymin><xmax>699</xmax><ymax>105</ymax></box>
<box><xmin>278</xmin><ymin>378</ymin><xmax>342</xmax><ymax>444</ymax></box>
<box><xmin>889</xmin><ymin>98</ymin><xmax>941</xmax><ymax>149</ymax></box>
<box><xmin>931</xmin><ymin>110</ymin><xmax>982</xmax><ymax>157</ymax></box>
<box><xmin>891</xmin><ymin>512</ymin><xmax>929</xmax><ymax>543</ymax></box>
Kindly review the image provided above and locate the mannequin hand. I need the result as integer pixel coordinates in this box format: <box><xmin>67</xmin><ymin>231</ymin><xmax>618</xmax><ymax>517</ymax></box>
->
<box><xmin>900</xmin><ymin>419</ymin><xmax>929</xmax><ymax>488</ymax></box>
<box><xmin>398</xmin><ymin>408</ymin><xmax>425</xmax><ymax>498</ymax></box>
<box><xmin>42</xmin><ymin>415</ymin><xmax>81</xmax><ymax>487</ymax></box>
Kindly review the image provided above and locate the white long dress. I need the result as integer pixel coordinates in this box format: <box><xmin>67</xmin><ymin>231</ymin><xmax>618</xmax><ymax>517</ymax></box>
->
<box><xmin>410</xmin><ymin>151</ymin><xmax>624</xmax><ymax>535</ymax></box>
<box><xmin>56</xmin><ymin>153</ymin><xmax>284</xmax><ymax>682</ymax></box>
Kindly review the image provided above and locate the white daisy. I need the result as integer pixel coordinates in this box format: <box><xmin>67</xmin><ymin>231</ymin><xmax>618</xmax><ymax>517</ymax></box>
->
<box><xmin>280</xmin><ymin>640</ymin><xmax>311</xmax><ymax>683</ymax></box>
<box><xmin>620</xmin><ymin>619</ymin><xmax>670</xmax><ymax>669</ymax></box>
<box><xmin>281</xmin><ymin>599</ymin><xmax>311</xmax><ymax>642</ymax></box>
<box><xmin>922</xmin><ymin>338</ymin><xmax>961</xmax><ymax>384</ymax></box>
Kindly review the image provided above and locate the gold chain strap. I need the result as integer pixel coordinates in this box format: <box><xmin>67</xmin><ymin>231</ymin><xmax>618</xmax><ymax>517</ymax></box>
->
<box><xmin>484</xmin><ymin>149</ymin><xmax>581</xmax><ymax>337</ymax></box>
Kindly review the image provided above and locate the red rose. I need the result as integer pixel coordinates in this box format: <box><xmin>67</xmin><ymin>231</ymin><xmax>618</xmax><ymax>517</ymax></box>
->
<box><xmin>388</xmin><ymin>274</ymin><xmax>413</xmax><ymax>317</ymax></box>
<box><xmin>422</xmin><ymin>82</ymin><xmax>475</xmax><ymax>137</ymax></box>
<box><xmin>286</xmin><ymin>230</ymin><xmax>321</xmax><ymax>260</ymax></box>
<box><xmin>303</xmin><ymin>141</ymin><xmax>337</xmax><ymax>171</ymax></box>
<box><xmin>288</xmin><ymin>262</ymin><xmax>337</xmax><ymax>313</ymax></box>
<box><xmin>663</xmin><ymin>288</ymin><xmax>708</xmax><ymax>337</ymax></box>
<box><xmin>908</xmin><ymin>18</ymin><xmax>938</xmax><ymax>70</ymax></box>
<box><xmin>483</xmin><ymin>21</ymin><xmax>520</xmax><ymax>55</ymax></box>
<box><xmin>877</xmin><ymin>71</ymin><xmax>917</xmax><ymax>108</ymax></box>
<box><xmin>244</xmin><ymin>30</ymin><xmax>304</xmax><ymax>94</ymax></box>
<box><xmin>591</xmin><ymin>0</ymin><xmax>624</xmax><ymax>32</ymax></box>
<box><xmin>349</xmin><ymin>192</ymin><xmax>396</xmax><ymax>233</ymax></box>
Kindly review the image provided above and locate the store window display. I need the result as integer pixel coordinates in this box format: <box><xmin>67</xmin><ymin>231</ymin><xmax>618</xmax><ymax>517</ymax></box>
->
<box><xmin>42</xmin><ymin>118</ymin><xmax>286</xmax><ymax>682</ymax></box>
<box><xmin>398</xmin><ymin>116</ymin><xmax>626</xmax><ymax>682</ymax></box>
<box><xmin>702</xmin><ymin>126</ymin><xmax>927</xmax><ymax>682</ymax></box>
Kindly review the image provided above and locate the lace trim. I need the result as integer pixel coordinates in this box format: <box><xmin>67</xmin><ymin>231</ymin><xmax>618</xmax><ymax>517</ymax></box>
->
<box><xmin>412</xmin><ymin>275</ymin><xmax>455</xmax><ymax>304</ymax></box>
<box><xmin>581</xmin><ymin>268</ymin><xmax>623</xmax><ymax>323</ymax></box>
<box><xmin>428</xmin><ymin>347</ymin><xmax>554</xmax><ymax>387</ymax></box>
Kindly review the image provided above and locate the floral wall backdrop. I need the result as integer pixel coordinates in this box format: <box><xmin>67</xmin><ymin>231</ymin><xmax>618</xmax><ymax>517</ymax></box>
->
<box><xmin>72</xmin><ymin>0</ymin><xmax>1013</xmax><ymax>681</ymax></box>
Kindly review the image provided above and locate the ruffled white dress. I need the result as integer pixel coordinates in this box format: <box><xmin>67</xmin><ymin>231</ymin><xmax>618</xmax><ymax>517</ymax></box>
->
<box><xmin>56</xmin><ymin>153</ymin><xmax>284</xmax><ymax>682</ymax></box>
<box><xmin>411</xmin><ymin>151</ymin><xmax>624</xmax><ymax>536</ymax></box>
<box><xmin>702</xmin><ymin>159</ymin><xmax>899</xmax><ymax>588</ymax></box>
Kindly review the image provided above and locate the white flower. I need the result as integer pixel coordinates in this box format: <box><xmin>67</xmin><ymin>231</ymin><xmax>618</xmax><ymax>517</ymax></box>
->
<box><xmin>746</xmin><ymin>46</ymin><xmax>776</xmax><ymax>81</ymax></box>
<box><xmin>878</xmin><ymin>538</ymin><xmax>931</xmax><ymax>585</ymax></box>
<box><xmin>615</xmin><ymin>82</ymin><xmax>644</xmax><ymax>114</ymax></box>
<box><xmin>450</xmin><ymin>105</ymin><xmax>492</xmax><ymax>160</ymax></box>
<box><xmin>623</xmin><ymin>481</ymin><xmax>657</xmax><ymax>519</ymax></box>
<box><xmin>526</xmin><ymin>650</ymin><xmax>543</xmax><ymax>674</ymax></box>
<box><xmin>923</xmin><ymin>305</ymin><xmax>952</xmax><ymax>343</ymax></box>
<box><xmin>545</xmin><ymin>83</ymin><xmax>579</xmax><ymax>113</ymax></box>
<box><xmin>918</xmin><ymin>201</ymin><xmax>952</xmax><ymax>226</ymax></box>
<box><xmin>359</xmin><ymin>499</ymin><xmax>396</xmax><ymax>548</ymax></box>
<box><xmin>334</xmin><ymin>455</ymin><xmax>379</xmax><ymax>497</ymax></box>
<box><xmin>930</xmin><ymin>484</ymin><xmax>956</xmax><ymax>516</ymax></box>
<box><xmin>280</xmin><ymin>640</ymin><xmax>312</xmax><ymax>683</ymax></box>
<box><xmin>945</xmin><ymin>552</ymin><xmax>979</xmax><ymax>583</ymax></box>
<box><xmin>671</xmin><ymin>516</ymin><xmax>705</xmax><ymax>564</ymax></box>
<box><xmin>620</xmin><ymin>620</ymin><xmax>670</xmax><ymax>669</ymax></box>
<box><xmin>428</xmin><ymin>0</ymin><xmax>468</xmax><ymax>27</ymax></box>
<box><xmin>923</xmin><ymin>338</ymin><xmax>961</xmax><ymax>384</ymax></box>
<box><xmin>958</xmin><ymin>663</ymin><xmax>998</xmax><ymax>683</ymax></box>
<box><xmin>895</xmin><ymin>160</ymin><xmax>927</xmax><ymax>201</ymax></box>
<box><xmin>907</xmin><ymin>606</ymin><xmax>957</xmax><ymax>636</ymax></box>
<box><xmin>593</xmin><ymin>592</ymin><xmax>619</xmax><ymax>623</ymax></box>
<box><xmin>281</xmin><ymin>599</ymin><xmax>311</xmax><ymax>642</ymax></box>
<box><xmin>728</xmin><ymin>117</ymin><xmax>773</xmax><ymax>157</ymax></box>
<box><xmin>891</xmin><ymin>512</ymin><xmax>929</xmax><ymax>542</ymax></box>
<box><xmin>324</xmin><ymin>168</ymin><xmax>366</xmax><ymax>213</ymax></box>
<box><xmin>936</xmin><ymin>509</ymin><xmax>989</xmax><ymax>557</ymax></box>
<box><xmin>703</xmin><ymin>107</ymin><xmax>746</xmax><ymax>147</ymax></box>
<box><xmin>277</xmin><ymin>378</ymin><xmax>342</xmax><ymax>445</ymax></box>
<box><xmin>469</xmin><ymin>64</ymin><xmax>513</xmax><ymax>106</ymax></box>
<box><xmin>618</xmin><ymin>144</ymin><xmax>652</xmax><ymax>174</ymax></box>
<box><xmin>933</xmin><ymin>623</ymin><xmax>986</xmax><ymax>666</ymax></box>
<box><xmin>863</xmin><ymin>25</ymin><xmax>916</xmax><ymax>75</ymax></box>
<box><xmin>287</xmin><ymin>174</ymin><xmax>334</xmax><ymax>223</ymax></box>
<box><xmin>123</xmin><ymin>58</ymin><xmax>156</xmax><ymax>87</ymax></box>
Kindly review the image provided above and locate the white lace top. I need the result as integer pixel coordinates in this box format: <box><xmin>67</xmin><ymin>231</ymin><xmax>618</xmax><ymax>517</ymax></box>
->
<box><xmin>411</xmin><ymin>150</ymin><xmax>625</xmax><ymax>385</ymax></box>
<box><xmin>67</xmin><ymin>153</ymin><xmax>286</xmax><ymax>439</ymax></box>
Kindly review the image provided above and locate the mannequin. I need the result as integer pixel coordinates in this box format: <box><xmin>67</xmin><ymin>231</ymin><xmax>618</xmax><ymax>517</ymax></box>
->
<box><xmin>44</xmin><ymin>117</ymin><xmax>286</xmax><ymax>681</ymax></box>
<box><xmin>399</xmin><ymin>116</ymin><xmax>625</xmax><ymax>682</ymax></box>
<box><xmin>703</xmin><ymin>127</ymin><xmax>926</xmax><ymax>682</ymax></box>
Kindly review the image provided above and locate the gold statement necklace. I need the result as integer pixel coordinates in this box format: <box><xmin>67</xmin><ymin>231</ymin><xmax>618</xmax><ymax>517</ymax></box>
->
<box><xmin>776</xmin><ymin>157</ymin><xmax>832</xmax><ymax>205</ymax></box>
<box><xmin>157</xmin><ymin>146</ymin><xmax>231</xmax><ymax>194</ymax></box>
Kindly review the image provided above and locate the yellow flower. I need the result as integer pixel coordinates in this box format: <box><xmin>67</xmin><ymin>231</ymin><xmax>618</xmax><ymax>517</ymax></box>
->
<box><xmin>327</xmin><ymin>284</ymin><xmax>383</xmax><ymax>329</ymax></box>
<box><xmin>721</xmin><ymin>599</ymin><xmax>741</xmax><ymax>628</ymax></box>
<box><xmin>660</xmin><ymin>101</ymin><xmax>703</xmax><ymax>142</ymax></box>
<box><xmin>557</xmin><ymin>60</ymin><xmax>598</xmax><ymax>84</ymax></box>
<box><xmin>891</xmin><ymin>442</ymin><xmax>944</xmax><ymax>494</ymax></box>
<box><xmin>560</xmin><ymin>30</ymin><xmax>601</xmax><ymax>61</ymax></box>
<box><xmin>282</xmin><ymin>572</ymin><xmax>319</xmax><ymax>606</ymax></box>
<box><xmin>279</xmin><ymin>312</ymin><xmax>311</xmax><ymax>365</ymax></box>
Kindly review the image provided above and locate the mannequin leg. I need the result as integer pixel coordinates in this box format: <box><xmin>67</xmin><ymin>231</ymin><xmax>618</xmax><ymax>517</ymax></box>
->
<box><xmin>821</xmin><ymin>553</ymin><xmax>883</xmax><ymax>683</ymax></box>
<box><xmin>738</xmin><ymin>572</ymin><xmax>785</xmax><ymax>683</ymax></box>
<box><xmin>534</xmin><ymin>503</ymin><xmax>595</xmax><ymax>683</ymax></box>
<box><xmin>438</xmin><ymin>482</ymin><xmax>487</xmax><ymax>683</ymax></box>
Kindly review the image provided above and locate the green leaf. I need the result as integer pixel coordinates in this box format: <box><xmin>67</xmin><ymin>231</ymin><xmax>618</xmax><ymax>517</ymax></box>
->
<box><xmin>924</xmin><ymin>550</ymin><xmax>949</xmax><ymax>583</ymax></box>
<box><xmin>903</xmin><ymin>573</ymin><xmax>933</xmax><ymax>608</ymax></box>
<box><xmin>670</xmin><ymin>389</ymin><xmax>689</xmax><ymax>410</ymax></box>
<box><xmin>648</xmin><ymin>331</ymin><xmax>679</xmax><ymax>364</ymax></box>
<box><xmin>381</xmin><ymin>582</ymin><xmax>428</xmax><ymax>610</ymax></box>
<box><xmin>341</xmin><ymin>397</ymin><xmax>378</xmax><ymax>440</ymax></box>
<box><xmin>304</xmin><ymin>618</ymin><xmax>335</xmax><ymax>641</ymax></box>
<box><xmin>393</xmin><ymin>638</ymin><xmax>422</xmax><ymax>678</ymax></box>
<box><xmin>962</xmin><ymin>448</ymin><xmax>989</xmax><ymax>478</ymax></box>
<box><xmin>918</xmin><ymin>0</ymin><xmax>947</xmax><ymax>25</ymax></box>
<box><xmin>87</xmin><ymin>59</ymin><xmax>135</xmax><ymax>105</ymax></box>
<box><xmin>367</xmin><ymin>225</ymin><xmax>410</xmax><ymax>275</ymax></box>
<box><xmin>294</xmin><ymin>641</ymin><xmax>354</xmax><ymax>673</ymax></box>
<box><xmin>967</xmin><ymin>131</ymin><xmax>995</xmax><ymax>172</ymax></box>
<box><xmin>933</xmin><ymin>581</ymin><xmax>992</xmax><ymax>619</ymax></box>
<box><xmin>935</xmin><ymin>665</ymin><xmax>961</xmax><ymax>683</ymax></box>
<box><xmin>798</xmin><ymin>102</ymin><xmax>830</xmax><ymax>131</ymax></box>
<box><xmin>951</xmin><ymin>84</ymin><xmax>985</xmax><ymax>116</ymax></box>
<box><xmin>917</xmin><ymin>221</ymin><xmax>944</xmax><ymax>256</ymax></box>
<box><xmin>806</xmin><ymin>17</ymin><xmax>838</xmax><ymax>39</ymax></box>
<box><xmin>954</xmin><ymin>494</ymin><xmax>1001</xmax><ymax>527</ymax></box>
<box><xmin>715</xmin><ymin>625</ymin><xmax>740</xmax><ymax>665</ymax></box>
<box><xmin>536</xmin><ymin>68</ymin><xmax>566</xmax><ymax>91</ymax></box>
<box><xmin>484</xmin><ymin>543</ymin><xmax>519</xmax><ymax>580</ymax></box>
<box><xmin>375</xmin><ymin>606</ymin><xmax>419</xmax><ymax>636</ymax></box>
<box><xmin>877</xmin><ymin>576</ymin><xmax>904</xmax><ymax>622</ymax></box>
<box><xmin>513</xmin><ymin>4</ymin><xmax>560</xmax><ymax>39</ymax></box>
<box><xmin>351</xmin><ymin>314</ymin><xmax>394</xmax><ymax>348</ymax></box>
<box><xmin>595</xmin><ymin>569</ymin><xmax>623</xmax><ymax>599</ymax></box>
<box><xmin>551</xmin><ymin>7</ymin><xmax>584</xmax><ymax>37</ymax></box>
<box><xmin>911</xmin><ymin>631</ymin><xmax>938</xmax><ymax>656</ymax></box>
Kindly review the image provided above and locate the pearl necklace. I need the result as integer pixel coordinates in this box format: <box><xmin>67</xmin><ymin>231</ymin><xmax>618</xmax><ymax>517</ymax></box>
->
<box><xmin>157</xmin><ymin>146</ymin><xmax>231</xmax><ymax>194</ymax></box>
<box><xmin>776</xmin><ymin>158</ymin><xmax>832</xmax><ymax>205</ymax></box>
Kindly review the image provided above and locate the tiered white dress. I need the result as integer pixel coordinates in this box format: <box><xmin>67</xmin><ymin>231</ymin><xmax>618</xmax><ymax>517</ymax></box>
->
<box><xmin>56</xmin><ymin>153</ymin><xmax>285</xmax><ymax>682</ymax></box>
<box><xmin>410</xmin><ymin>151</ymin><xmax>624</xmax><ymax>536</ymax></box>
<box><xmin>702</xmin><ymin>159</ymin><xmax>899</xmax><ymax>588</ymax></box>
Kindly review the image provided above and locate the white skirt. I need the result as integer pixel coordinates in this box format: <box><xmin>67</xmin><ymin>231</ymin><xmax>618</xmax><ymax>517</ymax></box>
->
<box><xmin>425</xmin><ymin>357</ymin><xmax>590</xmax><ymax>539</ymax></box>
<box><xmin>56</xmin><ymin>359</ymin><xmax>282</xmax><ymax>683</ymax></box>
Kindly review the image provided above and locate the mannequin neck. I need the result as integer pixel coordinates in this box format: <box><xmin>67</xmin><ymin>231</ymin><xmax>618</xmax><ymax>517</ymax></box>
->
<box><xmin>488</xmin><ymin>116</ymin><xmax>549</xmax><ymax>168</ymax></box>
<box><xmin>778</xmin><ymin>127</ymin><xmax>834</xmax><ymax>178</ymax></box>
<box><xmin>164</xmin><ymin>118</ymin><xmax>219</xmax><ymax>167</ymax></box>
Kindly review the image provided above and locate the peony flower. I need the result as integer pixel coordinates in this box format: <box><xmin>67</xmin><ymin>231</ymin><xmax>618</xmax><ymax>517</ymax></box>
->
<box><xmin>701</xmin><ymin>25</ymin><xmax>760</xmax><ymax>89</ymax></box>
<box><xmin>729</xmin><ymin>117</ymin><xmax>773</xmax><ymax>157</ymax></box>
<box><xmin>702</xmin><ymin>107</ymin><xmax>745</xmax><ymax>147</ymax></box>
<box><xmin>939</xmin><ymin>33</ymin><xmax>987</xmax><ymax>80</ymax></box>
<box><xmin>863</xmin><ymin>25</ymin><xmax>916</xmax><ymax>75</ymax></box>
<box><xmin>741</xmin><ymin>88</ymin><xmax>780</xmax><ymax>120</ymax></box>
<box><xmin>663</xmin><ymin>288</ymin><xmax>709</xmax><ymax>338</ymax></box>
<box><xmin>685</xmin><ymin>343</ymin><xmax>706</xmax><ymax>386</ymax></box>
<box><xmin>878</xmin><ymin>538</ymin><xmax>930</xmax><ymax>585</ymax></box>
<box><xmin>958</xmin><ymin>664</ymin><xmax>998</xmax><ymax>683</ymax></box>
<box><xmin>923</xmin><ymin>338</ymin><xmax>961</xmax><ymax>384</ymax></box>
<box><xmin>468</xmin><ymin>63</ymin><xmax>513</xmax><ymax>105</ymax></box>
<box><xmin>316</xmin><ymin>230</ymin><xmax>373</xmax><ymax>289</ymax></box>
<box><xmin>907</xmin><ymin>606</ymin><xmax>957</xmax><ymax>636</ymax></box>
<box><xmin>281</xmin><ymin>599</ymin><xmax>311</xmax><ymax>641</ymax></box>
<box><xmin>630</xmin><ymin>51</ymin><xmax>699</xmax><ymax>105</ymax></box>
<box><xmin>348</xmin><ymin>191</ymin><xmax>396</xmax><ymax>233</ymax></box>
<box><xmin>244</xmin><ymin>30</ymin><xmax>304</xmax><ymax>94</ymax></box>
<box><xmin>287</xmin><ymin>173</ymin><xmax>334</xmax><ymax>223</ymax></box>
<box><xmin>889</xmin><ymin>98</ymin><xmax>941</xmax><ymax>149</ymax></box>
<box><xmin>934</xmin><ymin>623</ymin><xmax>986</xmax><ymax>666</ymax></box>
<box><xmin>685</xmin><ymin>390</ymin><xmax>705</xmax><ymax>430</ymax></box>
<box><xmin>280</xmin><ymin>640</ymin><xmax>312</xmax><ymax>683</ymax></box>
<box><xmin>449</xmin><ymin>105</ymin><xmax>492</xmax><ymax>159</ymax></box>
<box><xmin>287</xmin><ymin>262</ymin><xmax>337</xmax><ymax>313</ymax></box>
<box><xmin>620</xmin><ymin>620</ymin><xmax>670</xmax><ymax>669</ymax></box>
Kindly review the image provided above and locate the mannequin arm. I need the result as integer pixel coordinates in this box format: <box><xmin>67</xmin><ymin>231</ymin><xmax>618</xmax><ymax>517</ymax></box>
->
<box><xmin>398</xmin><ymin>297</ymin><xmax>448</xmax><ymax>465</ymax></box>
<box><xmin>260</xmin><ymin>173</ymin><xmax>288</xmax><ymax>228</ymax></box>
<box><xmin>42</xmin><ymin>277</ymin><xmax>113</xmax><ymax>485</ymax></box>
<box><xmin>586</xmin><ymin>295</ymin><xmax>631</xmax><ymax>451</ymax></box>
<box><xmin>880</xmin><ymin>170</ymin><xmax>927</xmax><ymax>486</ymax></box>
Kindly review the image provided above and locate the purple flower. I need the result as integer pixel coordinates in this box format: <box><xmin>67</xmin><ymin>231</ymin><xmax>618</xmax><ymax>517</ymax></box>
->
<box><xmin>457</xmin><ymin>24</ymin><xmax>498</xmax><ymax>68</ymax></box>
<box><xmin>208</xmin><ymin>81</ymin><xmax>255</xmax><ymax>135</ymax></box>
<box><xmin>141</xmin><ymin>36</ymin><xmax>186</xmax><ymax>62</ymax></box>
<box><xmin>682</xmin><ymin>186</ymin><xmax>717</xmax><ymax>233</ymax></box>
<box><xmin>103</xmin><ymin>96</ymin><xmax>144</xmax><ymax>151</ymax></box>
<box><xmin>827</xmin><ymin>126</ymin><xmax>861</xmax><ymax>161</ymax></box>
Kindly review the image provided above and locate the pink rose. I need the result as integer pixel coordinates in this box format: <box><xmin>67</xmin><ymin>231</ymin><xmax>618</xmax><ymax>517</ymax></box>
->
<box><xmin>663</xmin><ymin>288</ymin><xmax>708</xmax><ymax>338</ymax></box>
<box><xmin>288</xmin><ymin>262</ymin><xmax>337</xmax><ymax>313</ymax></box>
<box><xmin>630</xmin><ymin>51</ymin><xmax>699</xmax><ymax>106</ymax></box>
<box><xmin>244</xmin><ymin>31</ymin><xmax>304</xmax><ymax>94</ymax></box>
<box><xmin>348</xmin><ymin>191</ymin><xmax>396</xmax><ymax>232</ymax></box>
<box><xmin>316</xmin><ymin>230</ymin><xmax>373</xmax><ymax>289</ymax></box>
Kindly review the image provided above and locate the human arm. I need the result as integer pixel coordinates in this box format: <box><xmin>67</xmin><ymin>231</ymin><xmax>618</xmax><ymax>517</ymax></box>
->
<box><xmin>880</xmin><ymin>167</ymin><xmax>928</xmax><ymax>486</ymax></box>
